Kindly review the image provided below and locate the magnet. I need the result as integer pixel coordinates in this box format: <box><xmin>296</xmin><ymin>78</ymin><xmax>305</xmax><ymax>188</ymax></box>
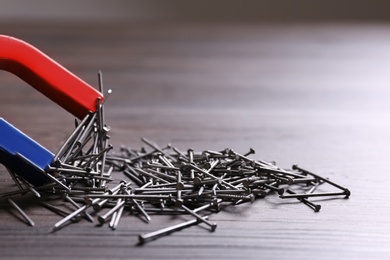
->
<box><xmin>0</xmin><ymin>118</ymin><xmax>53</xmax><ymax>186</ymax></box>
<box><xmin>0</xmin><ymin>35</ymin><xmax>103</xmax><ymax>119</ymax></box>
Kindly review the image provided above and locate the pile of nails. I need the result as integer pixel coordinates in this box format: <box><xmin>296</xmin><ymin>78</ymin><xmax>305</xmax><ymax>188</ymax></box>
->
<box><xmin>1</xmin><ymin>107</ymin><xmax>351</xmax><ymax>244</ymax></box>
<box><xmin>104</xmin><ymin>138</ymin><xmax>351</xmax><ymax>243</ymax></box>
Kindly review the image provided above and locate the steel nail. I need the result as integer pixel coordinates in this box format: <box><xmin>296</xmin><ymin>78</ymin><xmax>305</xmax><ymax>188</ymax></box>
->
<box><xmin>285</xmin><ymin>189</ymin><xmax>321</xmax><ymax>212</ymax></box>
<box><xmin>292</xmin><ymin>165</ymin><xmax>350</xmax><ymax>197</ymax></box>
<box><xmin>7</xmin><ymin>197</ymin><xmax>35</xmax><ymax>227</ymax></box>
<box><xmin>180</xmin><ymin>204</ymin><xmax>217</xmax><ymax>231</ymax></box>
<box><xmin>138</xmin><ymin>216</ymin><xmax>209</xmax><ymax>244</ymax></box>
<box><xmin>97</xmin><ymin>199</ymin><xmax>125</xmax><ymax>224</ymax></box>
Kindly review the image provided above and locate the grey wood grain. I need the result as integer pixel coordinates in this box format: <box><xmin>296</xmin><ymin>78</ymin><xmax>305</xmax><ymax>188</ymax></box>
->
<box><xmin>0</xmin><ymin>22</ymin><xmax>389</xmax><ymax>259</ymax></box>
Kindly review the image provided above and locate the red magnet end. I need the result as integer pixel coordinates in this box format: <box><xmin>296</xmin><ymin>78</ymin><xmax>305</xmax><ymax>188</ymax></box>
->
<box><xmin>0</xmin><ymin>35</ymin><xmax>103</xmax><ymax>119</ymax></box>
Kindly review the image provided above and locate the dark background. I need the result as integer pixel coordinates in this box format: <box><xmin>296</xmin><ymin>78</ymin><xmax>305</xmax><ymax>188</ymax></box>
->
<box><xmin>1</xmin><ymin>0</ymin><xmax>390</xmax><ymax>22</ymax></box>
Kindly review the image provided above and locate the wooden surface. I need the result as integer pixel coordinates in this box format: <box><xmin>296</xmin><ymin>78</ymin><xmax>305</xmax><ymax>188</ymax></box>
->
<box><xmin>0</xmin><ymin>22</ymin><xmax>389</xmax><ymax>259</ymax></box>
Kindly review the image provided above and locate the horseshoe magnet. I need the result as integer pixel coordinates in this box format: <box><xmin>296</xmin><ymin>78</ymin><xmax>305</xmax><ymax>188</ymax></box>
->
<box><xmin>0</xmin><ymin>34</ymin><xmax>104</xmax><ymax>186</ymax></box>
<box><xmin>0</xmin><ymin>35</ymin><xmax>103</xmax><ymax>119</ymax></box>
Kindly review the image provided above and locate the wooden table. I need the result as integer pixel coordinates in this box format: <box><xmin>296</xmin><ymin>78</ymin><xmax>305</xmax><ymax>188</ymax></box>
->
<box><xmin>0</xmin><ymin>21</ymin><xmax>389</xmax><ymax>259</ymax></box>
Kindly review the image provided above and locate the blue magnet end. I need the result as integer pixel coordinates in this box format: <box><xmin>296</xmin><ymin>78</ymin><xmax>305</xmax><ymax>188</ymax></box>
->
<box><xmin>0</xmin><ymin>118</ymin><xmax>54</xmax><ymax>186</ymax></box>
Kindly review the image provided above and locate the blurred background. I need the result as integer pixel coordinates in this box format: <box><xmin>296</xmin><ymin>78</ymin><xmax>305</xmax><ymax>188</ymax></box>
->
<box><xmin>2</xmin><ymin>0</ymin><xmax>390</xmax><ymax>152</ymax></box>
<box><xmin>1</xmin><ymin>0</ymin><xmax>390</xmax><ymax>23</ymax></box>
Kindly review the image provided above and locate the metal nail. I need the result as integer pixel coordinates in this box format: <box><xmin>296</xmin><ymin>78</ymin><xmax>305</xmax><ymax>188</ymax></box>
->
<box><xmin>138</xmin><ymin>216</ymin><xmax>209</xmax><ymax>244</ymax></box>
<box><xmin>180</xmin><ymin>204</ymin><xmax>217</xmax><ymax>231</ymax></box>
<box><xmin>7</xmin><ymin>197</ymin><xmax>35</xmax><ymax>227</ymax></box>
